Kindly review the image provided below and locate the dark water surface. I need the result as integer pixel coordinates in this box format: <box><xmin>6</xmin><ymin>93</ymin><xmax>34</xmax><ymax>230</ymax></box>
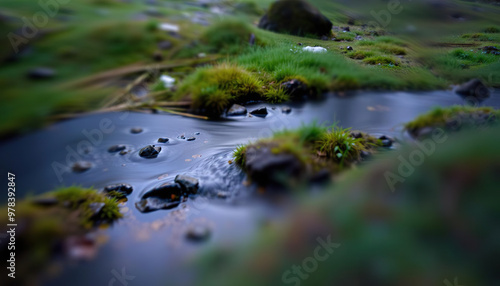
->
<box><xmin>1</xmin><ymin>90</ymin><xmax>499</xmax><ymax>285</ymax></box>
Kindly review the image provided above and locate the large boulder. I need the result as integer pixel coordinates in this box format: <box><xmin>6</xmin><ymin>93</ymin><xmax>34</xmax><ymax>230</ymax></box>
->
<box><xmin>258</xmin><ymin>0</ymin><xmax>332</xmax><ymax>37</ymax></box>
<box><xmin>455</xmin><ymin>79</ymin><xmax>490</xmax><ymax>101</ymax></box>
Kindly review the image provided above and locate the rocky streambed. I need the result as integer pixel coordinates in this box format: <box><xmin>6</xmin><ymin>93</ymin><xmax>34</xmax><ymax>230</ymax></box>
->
<box><xmin>1</xmin><ymin>90</ymin><xmax>499</xmax><ymax>285</ymax></box>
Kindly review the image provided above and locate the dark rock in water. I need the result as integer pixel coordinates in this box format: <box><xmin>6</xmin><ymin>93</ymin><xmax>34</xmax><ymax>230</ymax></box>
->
<box><xmin>119</xmin><ymin>150</ymin><xmax>129</xmax><ymax>155</ymax></box>
<box><xmin>157</xmin><ymin>40</ymin><xmax>173</xmax><ymax>50</ymax></box>
<box><xmin>178</xmin><ymin>134</ymin><xmax>186</xmax><ymax>140</ymax></box>
<box><xmin>244</xmin><ymin>145</ymin><xmax>304</xmax><ymax>187</ymax></box>
<box><xmin>108</xmin><ymin>145</ymin><xmax>127</xmax><ymax>153</ymax></box>
<box><xmin>195</xmin><ymin>132</ymin><xmax>201</xmax><ymax>135</ymax></box>
<box><xmin>258</xmin><ymin>0</ymin><xmax>333</xmax><ymax>37</ymax></box>
<box><xmin>27</xmin><ymin>67</ymin><xmax>55</xmax><ymax>80</ymax></box>
<box><xmin>186</xmin><ymin>224</ymin><xmax>211</xmax><ymax>242</ymax></box>
<box><xmin>139</xmin><ymin>145</ymin><xmax>161</xmax><ymax>158</ymax></box>
<box><xmin>158</xmin><ymin>137</ymin><xmax>169</xmax><ymax>143</ymax></box>
<box><xmin>186</xmin><ymin>137</ymin><xmax>196</xmax><ymax>141</ymax></box>
<box><xmin>104</xmin><ymin>183</ymin><xmax>133</xmax><ymax>196</ymax></box>
<box><xmin>131</xmin><ymin>127</ymin><xmax>143</xmax><ymax>134</ymax></box>
<box><xmin>455</xmin><ymin>79</ymin><xmax>490</xmax><ymax>100</ymax></box>
<box><xmin>136</xmin><ymin>197</ymin><xmax>180</xmax><ymax>213</ymax></box>
<box><xmin>227</xmin><ymin>104</ymin><xmax>247</xmax><ymax>116</ymax></box>
<box><xmin>380</xmin><ymin>139</ymin><xmax>393</xmax><ymax>148</ymax></box>
<box><xmin>281</xmin><ymin>106</ymin><xmax>292</xmax><ymax>114</ymax></box>
<box><xmin>309</xmin><ymin>169</ymin><xmax>331</xmax><ymax>184</ymax></box>
<box><xmin>250</xmin><ymin>107</ymin><xmax>268</xmax><ymax>117</ymax></box>
<box><xmin>72</xmin><ymin>161</ymin><xmax>92</xmax><ymax>173</ymax></box>
<box><xmin>136</xmin><ymin>183</ymin><xmax>182</xmax><ymax>212</ymax></box>
<box><xmin>32</xmin><ymin>197</ymin><xmax>59</xmax><ymax>206</ymax></box>
<box><xmin>88</xmin><ymin>202</ymin><xmax>105</xmax><ymax>217</ymax></box>
<box><xmin>175</xmin><ymin>175</ymin><xmax>199</xmax><ymax>194</ymax></box>
<box><xmin>346</xmin><ymin>46</ymin><xmax>353</xmax><ymax>51</ymax></box>
<box><xmin>281</xmin><ymin>79</ymin><xmax>309</xmax><ymax>99</ymax></box>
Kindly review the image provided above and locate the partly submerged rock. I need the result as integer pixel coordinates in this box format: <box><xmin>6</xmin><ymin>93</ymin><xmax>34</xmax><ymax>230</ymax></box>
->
<box><xmin>72</xmin><ymin>161</ymin><xmax>92</xmax><ymax>173</ymax></box>
<box><xmin>244</xmin><ymin>145</ymin><xmax>304</xmax><ymax>187</ymax></box>
<box><xmin>103</xmin><ymin>183</ymin><xmax>133</xmax><ymax>197</ymax></box>
<box><xmin>175</xmin><ymin>175</ymin><xmax>200</xmax><ymax>194</ymax></box>
<box><xmin>281</xmin><ymin>79</ymin><xmax>310</xmax><ymax>99</ymax></box>
<box><xmin>135</xmin><ymin>183</ymin><xmax>182</xmax><ymax>212</ymax></box>
<box><xmin>186</xmin><ymin>224</ymin><xmax>211</xmax><ymax>242</ymax></box>
<box><xmin>455</xmin><ymin>79</ymin><xmax>490</xmax><ymax>101</ymax></box>
<box><xmin>227</xmin><ymin>104</ymin><xmax>247</xmax><ymax>116</ymax></box>
<box><xmin>108</xmin><ymin>145</ymin><xmax>127</xmax><ymax>153</ymax></box>
<box><xmin>139</xmin><ymin>145</ymin><xmax>161</xmax><ymax>158</ymax></box>
<box><xmin>258</xmin><ymin>0</ymin><xmax>333</xmax><ymax>37</ymax></box>
<box><xmin>250</xmin><ymin>107</ymin><xmax>268</xmax><ymax>117</ymax></box>
<box><xmin>157</xmin><ymin>137</ymin><xmax>169</xmax><ymax>143</ymax></box>
<box><xmin>130</xmin><ymin>127</ymin><xmax>143</xmax><ymax>134</ymax></box>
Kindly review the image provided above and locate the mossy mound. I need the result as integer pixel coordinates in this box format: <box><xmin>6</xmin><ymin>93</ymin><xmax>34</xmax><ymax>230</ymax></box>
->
<box><xmin>201</xmin><ymin>19</ymin><xmax>266</xmax><ymax>54</ymax></box>
<box><xmin>405</xmin><ymin>105</ymin><xmax>500</xmax><ymax>138</ymax></box>
<box><xmin>234</xmin><ymin>124</ymin><xmax>382</xmax><ymax>188</ymax></box>
<box><xmin>0</xmin><ymin>186</ymin><xmax>122</xmax><ymax>285</ymax></box>
<box><xmin>197</xmin><ymin>126</ymin><xmax>500</xmax><ymax>286</ymax></box>
<box><xmin>258</xmin><ymin>0</ymin><xmax>333</xmax><ymax>37</ymax></box>
<box><xmin>174</xmin><ymin>64</ymin><xmax>265</xmax><ymax>117</ymax></box>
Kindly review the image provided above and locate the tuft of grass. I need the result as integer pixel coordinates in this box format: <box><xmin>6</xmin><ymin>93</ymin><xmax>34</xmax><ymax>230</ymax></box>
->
<box><xmin>484</xmin><ymin>26</ymin><xmax>500</xmax><ymax>33</ymax></box>
<box><xmin>347</xmin><ymin>50</ymin><xmax>375</xmax><ymax>60</ymax></box>
<box><xmin>377</xmin><ymin>43</ymin><xmax>407</xmax><ymax>55</ymax></box>
<box><xmin>363</xmin><ymin>55</ymin><xmax>400</xmax><ymax>66</ymax></box>
<box><xmin>234</xmin><ymin>145</ymin><xmax>248</xmax><ymax>166</ymax></box>
<box><xmin>317</xmin><ymin>126</ymin><xmax>367</xmax><ymax>167</ymax></box>
<box><xmin>264</xmin><ymin>87</ymin><xmax>289</xmax><ymax>103</ymax></box>
<box><xmin>174</xmin><ymin>64</ymin><xmax>263</xmax><ymax>116</ymax></box>
<box><xmin>201</xmin><ymin>19</ymin><xmax>264</xmax><ymax>54</ymax></box>
<box><xmin>461</xmin><ymin>33</ymin><xmax>493</xmax><ymax>41</ymax></box>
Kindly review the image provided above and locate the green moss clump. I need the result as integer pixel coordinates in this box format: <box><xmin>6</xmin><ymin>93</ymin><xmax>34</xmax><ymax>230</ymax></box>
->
<box><xmin>235</xmin><ymin>123</ymin><xmax>381</xmax><ymax>176</ymax></box>
<box><xmin>363</xmin><ymin>55</ymin><xmax>400</xmax><ymax>66</ymax></box>
<box><xmin>484</xmin><ymin>26</ymin><xmax>500</xmax><ymax>33</ymax></box>
<box><xmin>347</xmin><ymin>50</ymin><xmax>375</xmax><ymax>60</ymax></box>
<box><xmin>201</xmin><ymin>19</ymin><xmax>264</xmax><ymax>54</ymax></box>
<box><xmin>405</xmin><ymin>106</ymin><xmax>500</xmax><ymax>136</ymax></box>
<box><xmin>0</xmin><ymin>186</ymin><xmax>122</xmax><ymax>285</ymax></box>
<box><xmin>264</xmin><ymin>87</ymin><xmax>289</xmax><ymax>103</ymax></box>
<box><xmin>377</xmin><ymin>43</ymin><xmax>407</xmax><ymax>55</ymax></box>
<box><xmin>175</xmin><ymin>64</ymin><xmax>264</xmax><ymax>116</ymax></box>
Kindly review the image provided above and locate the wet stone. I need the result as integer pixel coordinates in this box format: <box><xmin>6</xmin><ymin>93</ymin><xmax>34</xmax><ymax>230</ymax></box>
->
<box><xmin>139</xmin><ymin>145</ymin><xmax>161</xmax><ymax>159</ymax></box>
<box><xmin>130</xmin><ymin>127</ymin><xmax>143</xmax><ymax>134</ymax></box>
<box><xmin>119</xmin><ymin>150</ymin><xmax>129</xmax><ymax>156</ymax></box>
<box><xmin>380</xmin><ymin>139</ymin><xmax>393</xmax><ymax>148</ymax></box>
<box><xmin>108</xmin><ymin>145</ymin><xmax>127</xmax><ymax>153</ymax></box>
<box><xmin>178</xmin><ymin>134</ymin><xmax>186</xmax><ymax>140</ymax></box>
<box><xmin>350</xmin><ymin>132</ymin><xmax>363</xmax><ymax>139</ymax></box>
<box><xmin>250</xmin><ymin>107</ymin><xmax>268</xmax><ymax>117</ymax></box>
<box><xmin>195</xmin><ymin>132</ymin><xmax>201</xmax><ymax>135</ymax></box>
<box><xmin>227</xmin><ymin>104</ymin><xmax>247</xmax><ymax>116</ymax></box>
<box><xmin>136</xmin><ymin>183</ymin><xmax>183</xmax><ymax>213</ymax></box>
<box><xmin>346</xmin><ymin>46</ymin><xmax>353</xmax><ymax>51</ymax></box>
<box><xmin>175</xmin><ymin>175</ymin><xmax>199</xmax><ymax>194</ymax></box>
<box><xmin>186</xmin><ymin>225</ymin><xmax>211</xmax><ymax>242</ymax></box>
<box><xmin>158</xmin><ymin>137</ymin><xmax>169</xmax><ymax>143</ymax></box>
<box><xmin>186</xmin><ymin>137</ymin><xmax>196</xmax><ymax>141</ymax></box>
<box><xmin>104</xmin><ymin>183</ymin><xmax>133</xmax><ymax>196</ymax></box>
<box><xmin>282</xmin><ymin>106</ymin><xmax>292</xmax><ymax>114</ymax></box>
<box><xmin>72</xmin><ymin>161</ymin><xmax>92</xmax><ymax>173</ymax></box>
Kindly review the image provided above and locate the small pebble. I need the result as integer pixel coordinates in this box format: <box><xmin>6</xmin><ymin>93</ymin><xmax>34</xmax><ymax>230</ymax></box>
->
<box><xmin>108</xmin><ymin>145</ymin><xmax>126</xmax><ymax>153</ymax></box>
<box><xmin>186</xmin><ymin>225</ymin><xmax>211</xmax><ymax>242</ymax></box>
<box><xmin>195</xmin><ymin>132</ymin><xmax>201</xmax><ymax>135</ymax></box>
<box><xmin>281</xmin><ymin>106</ymin><xmax>292</xmax><ymax>114</ymax></box>
<box><xmin>131</xmin><ymin>127</ymin><xmax>143</xmax><ymax>134</ymax></box>
<box><xmin>158</xmin><ymin>137</ymin><xmax>169</xmax><ymax>143</ymax></box>
<box><xmin>187</xmin><ymin>137</ymin><xmax>196</xmax><ymax>141</ymax></box>
<box><xmin>72</xmin><ymin>161</ymin><xmax>92</xmax><ymax>173</ymax></box>
<box><xmin>139</xmin><ymin>145</ymin><xmax>161</xmax><ymax>159</ymax></box>
<box><xmin>346</xmin><ymin>46</ymin><xmax>353</xmax><ymax>51</ymax></box>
